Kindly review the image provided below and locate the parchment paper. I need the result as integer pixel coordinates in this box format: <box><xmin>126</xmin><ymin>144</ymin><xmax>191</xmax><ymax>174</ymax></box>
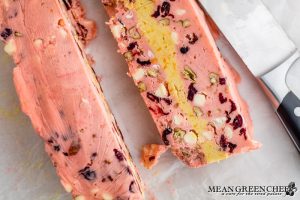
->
<box><xmin>0</xmin><ymin>0</ymin><xmax>299</xmax><ymax>199</ymax></box>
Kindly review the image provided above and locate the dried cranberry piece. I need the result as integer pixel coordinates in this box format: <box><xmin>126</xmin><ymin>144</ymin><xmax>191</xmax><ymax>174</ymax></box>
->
<box><xmin>146</xmin><ymin>92</ymin><xmax>171</xmax><ymax>105</ymax></box>
<box><xmin>68</xmin><ymin>141</ymin><xmax>81</xmax><ymax>156</ymax></box>
<box><xmin>137</xmin><ymin>58</ymin><xmax>151</xmax><ymax>66</ymax></box>
<box><xmin>149</xmin><ymin>106</ymin><xmax>169</xmax><ymax>116</ymax></box>
<box><xmin>53</xmin><ymin>145</ymin><xmax>61</xmax><ymax>152</ymax></box>
<box><xmin>219</xmin><ymin>78</ymin><xmax>226</xmax><ymax>85</ymax></box>
<box><xmin>47</xmin><ymin>138</ymin><xmax>54</xmax><ymax>144</ymax></box>
<box><xmin>186</xmin><ymin>33</ymin><xmax>199</xmax><ymax>45</ymax></box>
<box><xmin>147</xmin><ymin>92</ymin><xmax>160</xmax><ymax>103</ymax></box>
<box><xmin>229</xmin><ymin>99</ymin><xmax>237</xmax><ymax>114</ymax></box>
<box><xmin>187</xmin><ymin>83</ymin><xmax>198</xmax><ymax>101</ymax></box>
<box><xmin>161</xmin><ymin>1</ymin><xmax>171</xmax><ymax>17</ymax></box>
<box><xmin>151</xmin><ymin>5</ymin><xmax>161</xmax><ymax>18</ymax></box>
<box><xmin>168</xmin><ymin>13</ymin><xmax>175</xmax><ymax>18</ymax></box>
<box><xmin>232</xmin><ymin>114</ymin><xmax>243</xmax><ymax>130</ymax></box>
<box><xmin>1</xmin><ymin>28</ymin><xmax>12</xmax><ymax>40</ymax></box>
<box><xmin>114</xmin><ymin>149</ymin><xmax>125</xmax><ymax>161</ymax></box>
<box><xmin>219</xmin><ymin>93</ymin><xmax>228</xmax><ymax>104</ymax></box>
<box><xmin>180</xmin><ymin>46</ymin><xmax>190</xmax><ymax>54</ymax></box>
<box><xmin>162</xmin><ymin>98</ymin><xmax>172</xmax><ymax>105</ymax></box>
<box><xmin>126</xmin><ymin>167</ymin><xmax>133</xmax><ymax>175</ymax></box>
<box><xmin>107</xmin><ymin>175</ymin><xmax>114</xmax><ymax>182</ymax></box>
<box><xmin>239</xmin><ymin>128</ymin><xmax>247</xmax><ymax>140</ymax></box>
<box><xmin>219</xmin><ymin>135</ymin><xmax>237</xmax><ymax>153</ymax></box>
<box><xmin>219</xmin><ymin>134</ymin><xmax>227</xmax><ymax>151</ymax></box>
<box><xmin>91</xmin><ymin>152</ymin><xmax>97</xmax><ymax>158</ymax></box>
<box><xmin>149</xmin><ymin>156</ymin><xmax>156</xmax><ymax>161</ymax></box>
<box><xmin>78</xmin><ymin>166</ymin><xmax>96</xmax><ymax>181</ymax></box>
<box><xmin>129</xmin><ymin>181</ymin><xmax>135</xmax><ymax>193</ymax></box>
<box><xmin>225</xmin><ymin>111</ymin><xmax>231</xmax><ymax>123</ymax></box>
<box><xmin>127</xmin><ymin>42</ymin><xmax>138</xmax><ymax>51</ymax></box>
<box><xmin>162</xmin><ymin>128</ymin><xmax>172</xmax><ymax>145</ymax></box>
<box><xmin>228</xmin><ymin>142</ymin><xmax>237</xmax><ymax>153</ymax></box>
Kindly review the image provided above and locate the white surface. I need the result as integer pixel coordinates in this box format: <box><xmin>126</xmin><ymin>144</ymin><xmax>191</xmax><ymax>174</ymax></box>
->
<box><xmin>0</xmin><ymin>0</ymin><xmax>299</xmax><ymax>200</ymax></box>
<box><xmin>200</xmin><ymin>0</ymin><xmax>297</xmax><ymax>77</ymax></box>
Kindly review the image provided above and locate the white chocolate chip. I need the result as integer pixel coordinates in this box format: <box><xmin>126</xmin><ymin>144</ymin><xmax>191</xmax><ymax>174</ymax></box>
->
<box><xmin>125</xmin><ymin>11</ymin><xmax>134</xmax><ymax>19</ymax></box>
<box><xmin>197</xmin><ymin>136</ymin><xmax>206</xmax><ymax>143</ymax></box>
<box><xmin>80</xmin><ymin>97</ymin><xmax>90</xmax><ymax>108</ymax></box>
<box><xmin>171</xmin><ymin>31</ymin><xmax>179</xmax><ymax>44</ymax></box>
<box><xmin>60</xmin><ymin>29</ymin><xmax>67</xmax><ymax>38</ymax></box>
<box><xmin>50</xmin><ymin>35</ymin><xmax>56</xmax><ymax>44</ymax></box>
<box><xmin>193</xmin><ymin>93</ymin><xmax>206</xmax><ymax>107</ymax></box>
<box><xmin>4</xmin><ymin>39</ymin><xmax>16</xmax><ymax>55</ymax></box>
<box><xmin>111</xmin><ymin>24</ymin><xmax>123</xmax><ymax>38</ymax></box>
<box><xmin>81</xmin><ymin>98</ymin><xmax>89</xmax><ymax>104</ymax></box>
<box><xmin>147</xmin><ymin>50</ymin><xmax>154</xmax><ymax>58</ymax></box>
<box><xmin>132</xmin><ymin>68</ymin><xmax>145</xmax><ymax>81</ymax></box>
<box><xmin>184</xmin><ymin>131</ymin><xmax>198</xmax><ymax>145</ymax></box>
<box><xmin>181</xmin><ymin>19</ymin><xmax>191</xmax><ymax>28</ymax></box>
<box><xmin>224</xmin><ymin>126</ymin><xmax>233</xmax><ymax>139</ymax></box>
<box><xmin>91</xmin><ymin>188</ymin><xmax>100</xmax><ymax>195</ymax></box>
<box><xmin>60</xmin><ymin>180</ymin><xmax>72</xmax><ymax>193</ymax></box>
<box><xmin>75</xmin><ymin>195</ymin><xmax>85</xmax><ymax>200</ymax></box>
<box><xmin>33</xmin><ymin>38</ymin><xmax>43</xmax><ymax>48</ymax></box>
<box><xmin>176</xmin><ymin>9</ymin><xmax>186</xmax><ymax>16</ymax></box>
<box><xmin>155</xmin><ymin>83</ymin><xmax>168</xmax><ymax>98</ymax></box>
<box><xmin>102</xmin><ymin>193</ymin><xmax>113</xmax><ymax>200</ymax></box>
<box><xmin>173</xmin><ymin>115</ymin><xmax>182</xmax><ymax>125</ymax></box>
<box><xmin>202</xmin><ymin>131</ymin><xmax>213</xmax><ymax>140</ymax></box>
<box><xmin>152</xmin><ymin>64</ymin><xmax>160</xmax><ymax>69</ymax></box>
<box><xmin>119</xmin><ymin>42</ymin><xmax>126</xmax><ymax>49</ymax></box>
<box><xmin>212</xmin><ymin>117</ymin><xmax>227</xmax><ymax>128</ymax></box>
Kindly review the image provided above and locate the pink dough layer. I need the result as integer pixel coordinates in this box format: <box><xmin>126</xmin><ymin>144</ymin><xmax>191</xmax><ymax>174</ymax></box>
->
<box><xmin>103</xmin><ymin>0</ymin><xmax>260</xmax><ymax>167</ymax></box>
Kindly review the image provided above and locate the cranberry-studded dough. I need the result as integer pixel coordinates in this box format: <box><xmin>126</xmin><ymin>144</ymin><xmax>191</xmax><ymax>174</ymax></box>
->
<box><xmin>0</xmin><ymin>0</ymin><xmax>143</xmax><ymax>199</ymax></box>
<box><xmin>61</xmin><ymin>0</ymin><xmax>96</xmax><ymax>44</ymax></box>
<box><xmin>103</xmin><ymin>0</ymin><xmax>261</xmax><ymax>167</ymax></box>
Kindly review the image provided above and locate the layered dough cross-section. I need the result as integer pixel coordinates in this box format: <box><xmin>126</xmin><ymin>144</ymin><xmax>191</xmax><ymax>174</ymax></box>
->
<box><xmin>102</xmin><ymin>0</ymin><xmax>260</xmax><ymax>167</ymax></box>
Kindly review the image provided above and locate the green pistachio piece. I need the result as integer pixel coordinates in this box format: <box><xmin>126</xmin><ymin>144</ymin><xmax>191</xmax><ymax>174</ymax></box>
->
<box><xmin>182</xmin><ymin>66</ymin><xmax>197</xmax><ymax>82</ymax></box>
<box><xmin>209</xmin><ymin>72</ymin><xmax>219</xmax><ymax>85</ymax></box>
<box><xmin>14</xmin><ymin>32</ymin><xmax>23</xmax><ymax>37</ymax></box>
<box><xmin>159</xmin><ymin>18</ymin><xmax>170</xmax><ymax>26</ymax></box>
<box><xmin>179</xmin><ymin>19</ymin><xmax>191</xmax><ymax>28</ymax></box>
<box><xmin>124</xmin><ymin>51</ymin><xmax>133</xmax><ymax>61</ymax></box>
<box><xmin>128</xmin><ymin>26</ymin><xmax>141</xmax><ymax>39</ymax></box>
<box><xmin>137</xmin><ymin>82</ymin><xmax>147</xmax><ymax>92</ymax></box>
<box><xmin>147</xmin><ymin>68</ymin><xmax>159</xmax><ymax>77</ymax></box>
<box><xmin>193</xmin><ymin>107</ymin><xmax>203</xmax><ymax>117</ymax></box>
<box><xmin>173</xmin><ymin>128</ymin><xmax>186</xmax><ymax>140</ymax></box>
<box><xmin>181</xmin><ymin>150</ymin><xmax>191</xmax><ymax>158</ymax></box>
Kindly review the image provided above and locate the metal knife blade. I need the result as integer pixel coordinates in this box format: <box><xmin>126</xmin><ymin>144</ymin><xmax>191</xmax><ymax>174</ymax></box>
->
<box><xmin>199</xmin><ymin>0</ymin><xmax>300</xmax><ymax>152</ymax></box>
<box><xmin>199</xmin><ymin>0</ymin><xmax>296</xmax><ymax>77</ymax></box>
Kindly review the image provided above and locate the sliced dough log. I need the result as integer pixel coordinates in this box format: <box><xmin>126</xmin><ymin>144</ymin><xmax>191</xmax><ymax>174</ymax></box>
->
<box><xmin>0</xmin><ymin>0</ymin><xmax>144</xmax><ymax>199</ymax></box>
